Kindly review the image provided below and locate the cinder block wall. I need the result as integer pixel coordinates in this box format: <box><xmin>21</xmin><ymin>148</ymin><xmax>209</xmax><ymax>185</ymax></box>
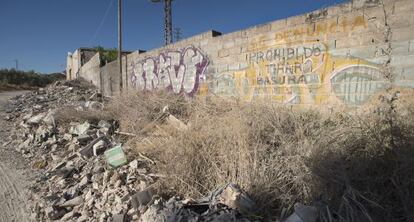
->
<box><xmin>79</xmin><ymin>53</ymin><xmax>101</xmax><ymax>87</ymax></box>
<box><xmin>107</xmin><ymin>0</ymin><xmax>413</xmax><ymax>107</ymax></box>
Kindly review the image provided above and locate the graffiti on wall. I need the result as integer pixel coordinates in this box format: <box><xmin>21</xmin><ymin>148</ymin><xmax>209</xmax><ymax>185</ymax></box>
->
<box><xmin>131</xmin><ymin>46</ymin><xmax>209</xmax><ymax>95</ymax></box>
<box><xmin>234</xmin><ymin>42</ymin><xmax>386</xmax><ymax>105</ymax></box>
<box><xmin>229</xmin><ymin>15</ymin><xmax>388</xmax><ymax>106</ymax></box>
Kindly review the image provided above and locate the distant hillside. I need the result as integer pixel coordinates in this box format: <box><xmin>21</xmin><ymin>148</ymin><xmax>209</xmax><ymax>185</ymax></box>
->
<box><xmin>0</xmin><ymin>69</ymin><xmax>65</xmax><ymax>91</ymax></box>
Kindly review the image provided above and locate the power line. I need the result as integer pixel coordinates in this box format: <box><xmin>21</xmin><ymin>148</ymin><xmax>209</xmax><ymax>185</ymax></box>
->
<box><xmin>88</xmin><ymin>0</ymin><xmax>116</xmax><ymax>46</ymax></box>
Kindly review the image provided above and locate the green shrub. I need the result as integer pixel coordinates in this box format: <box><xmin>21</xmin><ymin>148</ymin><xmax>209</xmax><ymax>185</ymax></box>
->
<box><xmin>0</xmin><ymin>69</ymin><xmax>65</xmax><ymax>89</ymax></box>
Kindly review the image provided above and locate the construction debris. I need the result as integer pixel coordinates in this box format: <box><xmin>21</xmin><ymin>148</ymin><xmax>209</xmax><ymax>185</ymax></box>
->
<box><xmin>284</xmin><ymin>203</ymin><xmax>318</xmax><ymax>222</ymax></box>
<box><xmin>3</xmin><ymin>81</ymin><xmax>260</xmax><ymax>221</ymax></box>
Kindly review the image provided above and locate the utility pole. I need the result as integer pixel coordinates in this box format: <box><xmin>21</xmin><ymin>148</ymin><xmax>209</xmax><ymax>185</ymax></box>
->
<box><xmin>164</xmin><ymin>0</ymin><xmax>172</xmax><ymax>45</ymax></box>
<box><xmin>118</xmin><ymin>0</ymin><xmax>123</xmax><ymax>92</ymax></box>
<box><xmin>150</xmin><ymin>0</ymin><xmax>173</xmax><ymax>45</ymax></box>
<box><xmin>13</xmin><ymin>59</ymin><xmax>18</xmax><ymax>70</ymax></box>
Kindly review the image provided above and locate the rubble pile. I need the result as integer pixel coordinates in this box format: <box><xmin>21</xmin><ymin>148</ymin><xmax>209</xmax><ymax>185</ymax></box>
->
<box><xmin>2</xmin><ymin>81</ymin><xmax>261</xmax><ymax>221</ymax></box>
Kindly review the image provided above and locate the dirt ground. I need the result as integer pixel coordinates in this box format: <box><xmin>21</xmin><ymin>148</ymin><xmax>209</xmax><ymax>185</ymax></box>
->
<box><xmin>0</xmin><ymin>91</ymin><xmax>33</xmax><ymax>221</ymax></box>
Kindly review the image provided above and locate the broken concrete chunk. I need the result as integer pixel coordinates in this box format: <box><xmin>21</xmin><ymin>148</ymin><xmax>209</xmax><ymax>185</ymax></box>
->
<box><xmin>166</xmin><ymin>114</ymin><xmax>188</xmax><ymax>131</ymax></box>
<box><xmin>60</xmin><ymin>211</ymin><xmax>74</xmax><ymax>221</ymax></box>
<box><xmin>138</xmin><ymin>200</ymin><xmax>167</xmax><ymax>222</ymax></box>
<box><xmin>284</xmin><ymin>203</ymin><xmax>318</xmax><ymax>222</ymax></box>
<box><xmin>79</xmin><ymin>174</ymin><xmax>91</xmax><ymax>187</ymax></box>
<box><xmin>112</xmin><ymin>213</ymin><xmax>126</xmax><ymax>222</ymax></box>
<box><xmin>131</xmin><ymin>189</ymin><xmax>154</xmax><ymax>209</ymax></box>
<box><xmin>42</xmin><ymin>109</ymin><xmax>56</xmax><ymax>126</ymax></box>
<box><xmin>210</xmin><ymin>183</ymin><xmax>256</xmax><ymax>214</ymax></box>
<box><xmin>22</xmin><ymin>113</ymin><xmax>33</xmax><ymax>121</ymax></box>
<box><xmin>64</xmin><ymin>184</ymin><xmax>80</xmax><ymax>200</ymax></box>
<box><xmin>45</xmin><ymin>206</ymin><xmax>66</xmax><ymax>220</ymax></box>
<box><xmin>129</xmin><ymin>160</ymin><xmax>139</xmax><ymax>169</ymax></box>
<box><xmin>69</xmin><ymin>122</ymin><xmax>90</xmax><ymax>136</ymax></box>
<box><xmin>63</xmin><ymin>133</ymin><xmax>72</xmax><ymax>141</ymax></box>
<box><xmin>85</xmin><ymin>101</ymin><xmax>104</xmax><ymax>111</ymax></box>
<box><xmin>60</xmin><ymin>196</ymin><xmax>84</xmax><ymax>207</ymax></box>
<box><xmin>27</xmin><ymin>113</ymin><xmax>46</xmax><ymax>125</ymax></box>
<box><xmin>77</xmin><ymin>134</ymin><xmax>93</xmax><ymax>144</ymax></box>
<box><xmin>98</xmin><ymin>120</ymin><xmax>111</xmax><ymax>129</ymax></box>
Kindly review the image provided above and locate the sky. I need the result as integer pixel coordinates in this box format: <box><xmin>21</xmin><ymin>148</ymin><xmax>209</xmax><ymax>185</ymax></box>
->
<box><xmin>0</xmin><ymin>0</ymin><xmax>347</xmax><ymax>73</ymax></box>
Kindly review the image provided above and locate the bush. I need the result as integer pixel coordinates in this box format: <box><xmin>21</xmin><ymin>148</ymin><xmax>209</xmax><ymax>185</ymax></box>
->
<box><xmin>93</xmin><ymin>46</ymin><xmax>118</xmax><ymax>66</ymax></box>
<box><xmin>0</xmin><ymin>68</ymin><xmax>65</xmax><ymax>90</ymax></box>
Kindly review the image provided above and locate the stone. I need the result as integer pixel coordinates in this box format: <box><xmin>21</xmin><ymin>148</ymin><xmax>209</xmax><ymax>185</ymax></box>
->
<box><xmin>211</xmin><ymin>183</ymin><xmax>256</xmax><ymax>213</ymax></box>
<box><xmin>77</xmin><ymin>134</ymin><xmax>93</xmax><ymax>144</ymax></box>
<box><xmin>42</xmin><ymin>109</ymin><xmax>56</xmax><ymax>126</ymax></box>
<box><xmin>60</xmin><ymin>196</ymin><xmax>84</xmax><ymax>207</ymax></box>
<box><xmin>112</xmin><ymin>213</ymin><xmax>126</xmax><ymax>222</ymax></box>
<box><xmin>64</xmin><ymin>185</ymin><xmax>80</xmax><ymax>200</ymax></box>
<box><xmin>131</xmin><ymin>189</ymin><xmax>154</xmax><ymax>209</ymax></box>
<box><xmin>138</xmin><ymin>203</ymin><xmax>166</xmax><ymax>222</ymax></box>
<box><xmin>102</xmin><ymin>171</ymin><xmax>112</xmax><ymax>185</ymax></box>
<box><xmin>44</xmin><ymin>206</ymin><xmax>54</xmax><ymax>217</ymax></box>
<box><xmin>77</xmin><ymin>215</ymin><xmax>88</xmax><ymax>222</ymax></box>
<box><xmin>57</xmin><ymin>166</ymin><xmax>75</xmax><ymax>179</ymax></box>
<box><xmin>27</xmin><ymin>113</ymin><xmax>46</xmax><ymax>125</ymax></box>
<box><xmin>129</xmin><ymin>160</ymin><xmax>139</xmax><ymax>169</ymax></box>
<box><xmin>4</xmin><ymin>114</ymin><xmax>12</xmax><ymax>121</ymax></box>
<box><xmin>84</xmin><ymin>189</ymin><xmax>93</xmax><ymax>201</ymax></box>
<box><xmin>99</xmin><ymin>212</ymin><xmax>108</xmax><ymax>222</ymax></box>
<box><xmin>85</xmin><ymin>101</ymin><xmax>104</xmax><ymax>111</ymax></box>
<box><xmin>63</xmin><ymin>133</ymin><xmax>72</xmax><ymax>141</ymax></box>
<box><xmin>138</xmin><ymin>168</ymin><xmax>148</xmax><ymax>174</ymax></box>
<box><xmin>79</xmin><ymin>175</ymin><xmax>90</xmax><ymax>187</ymax></box>
<box><xmin>284</xmin><ymin>203</ymin><xmax>318</xmax><ymax>222</ymax></box>
<box><xmin>22</xmin><ymin>113</ymin><xmax>32</xmax><ymax>121</ymax></box>
<box><xmin>60</xmin><ymin>211</ymin><xmax>74</xmax><ymax>221</ymax></box>
<box><xmin>45</xmin><ymin>206</ymin><xmax>66</xmax><ymax>220</ymax></box>
<box><xmin>98</xmin><ymin>120</ymin><xmax>111</xmax><ymax>129</ymax></box>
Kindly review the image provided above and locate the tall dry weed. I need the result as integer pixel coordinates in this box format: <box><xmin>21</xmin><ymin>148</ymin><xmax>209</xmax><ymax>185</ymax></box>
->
<box><xmin>109</xmin><ymin>90</ymin><xmax>414</xmax><ymax>221</ymax></box>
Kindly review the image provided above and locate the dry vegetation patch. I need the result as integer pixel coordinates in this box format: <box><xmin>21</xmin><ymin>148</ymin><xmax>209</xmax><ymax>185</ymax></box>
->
<box><xmin>107</xmin><ymin>90</ymin><xmax>414</xmax><ymax>221</ymax></box>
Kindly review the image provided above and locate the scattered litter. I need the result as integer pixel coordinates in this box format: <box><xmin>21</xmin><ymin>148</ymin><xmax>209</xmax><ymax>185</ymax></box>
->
<box><xmin>104</xmin><ymin>144</ymin><xmax>128</xmax><ymax>168</ymax></box>
<box><xmin>3</xmin><ymin>81</ymin><xmax>260</xmax><ymax>222</ymax></box>
<box><xmin>69</xmin><ymin>122</ymin><xmax>90</xmax><ymax>136</ymax></box>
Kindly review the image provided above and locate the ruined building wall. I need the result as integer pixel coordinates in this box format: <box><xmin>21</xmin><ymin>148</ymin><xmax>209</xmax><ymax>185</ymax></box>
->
<box><xmin>78</xmin><ymin>53</ymin><xmax>101</xmax><ymax>88</ymax></box>
<box><xmin>101</xmin><ymin>60</ymin><xmax>120</xmax><ymax>96</ymax></box>
<box><xmin>66</xmin><ymin>49</ymin><xmax>81</xmax><ymax>80</ymax></box>
<box><xmin>93</xmin><ymin>0</ymin><xmax>414</xmax><ymax>106</ymax></box>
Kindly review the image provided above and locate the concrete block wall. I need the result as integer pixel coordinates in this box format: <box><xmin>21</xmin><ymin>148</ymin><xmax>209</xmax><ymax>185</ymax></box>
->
<box><xmin>101</xmin><ymin>60</ymin><xmax>119</xmax><ymax>96</ymax></box>
<box><xmin>101</xmin><ymin>0</ymin><xmax>414</xmax><ymax>107</ymax></box>
<box><xmin>78</xmin><ymin>53</ymin><xmax>101</xmax><ymax>88</ymax></box>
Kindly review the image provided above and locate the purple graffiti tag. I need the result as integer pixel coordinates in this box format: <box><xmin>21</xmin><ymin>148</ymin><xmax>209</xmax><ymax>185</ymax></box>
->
<box><xmin>130</xmin><ymin>46</ymin><xmax>209</xmax><ymax>96</ymax></box>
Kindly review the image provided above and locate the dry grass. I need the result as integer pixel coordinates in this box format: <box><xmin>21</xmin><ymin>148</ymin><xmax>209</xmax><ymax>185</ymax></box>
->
<box><xmin>108</xmin><ymin>90</ymin><xmax>414</xmax><ymax>222</ymax></box>
<box><xmin>62</xmin><ymin>77</ymin><xmax>97</xmax><ymax>90</ymax></box>
<box><xmin>55</xmin><ymin>109</ymin><xmax>114</xmax><ymax>129</ymax></box>
<box><xmin>107</xmin><ymin>91</ymin><xmax>193</xmax><ymax>134</ymax></box>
